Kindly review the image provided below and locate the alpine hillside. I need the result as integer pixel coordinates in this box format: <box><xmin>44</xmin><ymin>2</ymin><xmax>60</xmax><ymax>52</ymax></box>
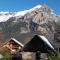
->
<box><xmin>0</xmin><ymin>4</ymin><xmax>60</xmax><ymax>46</ymax></box>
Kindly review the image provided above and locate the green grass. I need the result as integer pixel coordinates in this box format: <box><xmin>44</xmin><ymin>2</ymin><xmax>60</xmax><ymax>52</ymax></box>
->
<box><xmin>0</xmin><ymin>47</ymin><xmax>12</xmax><ymax>60</ymax></box>
<box><xmin>48</xmin><ymin>53</ymin><xmax>60</xmax><ymax>60</ymax></box>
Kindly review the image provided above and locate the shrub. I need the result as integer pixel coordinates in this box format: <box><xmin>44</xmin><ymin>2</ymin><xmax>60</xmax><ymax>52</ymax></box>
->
<box><xmin>0</xmin><ymin>47</ymin><xmax>12</xmax><ymax>60</ymax></box>
<box><xmin>48</xmin><ymin>53</ymin><xmax>60</xmax><ymax>60</ymax></box>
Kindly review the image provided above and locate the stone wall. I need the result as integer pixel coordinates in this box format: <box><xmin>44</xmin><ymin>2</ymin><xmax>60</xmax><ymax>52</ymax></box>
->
<box><xmin>21</xmin><ymin>52</ymin><xmax>48</xmax><ymax>60</ymax></box>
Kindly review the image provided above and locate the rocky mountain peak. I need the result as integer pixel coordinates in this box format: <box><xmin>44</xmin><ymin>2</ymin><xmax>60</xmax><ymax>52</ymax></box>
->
<box><xmin>0</xmin><ymin>4</ymin><xmax>59</xmax><ymax>45</ymax></box>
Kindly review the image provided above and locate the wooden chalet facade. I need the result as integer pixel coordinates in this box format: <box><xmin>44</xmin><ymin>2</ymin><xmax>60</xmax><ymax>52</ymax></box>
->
<box><xmin>3</xmin><ymin>38</ymin><xmax>24</xmax><ymax>53</ymax></box>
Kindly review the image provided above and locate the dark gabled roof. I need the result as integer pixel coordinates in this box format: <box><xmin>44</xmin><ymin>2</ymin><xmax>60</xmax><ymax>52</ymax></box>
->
<box><xmin>23</xmin><ymin>35</ymin><xmax>56</xmax><ymax>53</ymax></box>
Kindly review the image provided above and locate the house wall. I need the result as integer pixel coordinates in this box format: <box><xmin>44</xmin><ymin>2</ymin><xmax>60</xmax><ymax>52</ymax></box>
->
<box><xmin>21</xmin><ymin>52</ymin><xmax>36</xmax><ymax>60</ymax></box>
<box><xmin>3</xmin><ymin>40</ymin><xmax>22</xmax><ymax>53</ymax></box>
<box><xmin>21</xmin><ymin>52</ymin><xmax>48</xmax><ymax>60</ymax></box>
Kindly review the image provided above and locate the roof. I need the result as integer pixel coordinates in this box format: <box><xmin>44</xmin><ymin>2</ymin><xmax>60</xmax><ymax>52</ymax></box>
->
<box><xmin>38</xmin><ymin>35</ymin><xmax>54</xmax><ymax>50</ymax></box>
<box><xmin>23</xmin><ymin>35</ymin><xmax>56</xmax><ymax>53</ymax></box>
<box><xmin>11</xmin><ymin>38</ymin><xmax>24</xmax><ymax>47</ymax></box>
<box><xmin>4</xmin><ymin>38</ymin><xmax>24</xmax><ymax>47</ymax></box>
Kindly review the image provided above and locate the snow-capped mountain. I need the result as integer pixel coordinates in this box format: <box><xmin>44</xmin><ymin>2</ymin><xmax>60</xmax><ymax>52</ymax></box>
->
<box><xmin>0</xmin><ymin>4</ymin><xmax>56</xmax><ymax>22</ymax></box>
<box><xmin>0</xmin><ymin>4</ymin><xmax>60</xmax><ymax>46</ymax></box>
<box><xmin>0</xmin><ymin>12</ymin><xmax>15</xmax><ymax>22</ymax></box>
<box><xmin>0</xmin><ymin>5</ymin><xmax>41</xmax><ymax>22</ymax></box>
<box><xmin>15</xmin><ymin>5</ymin><xmax>41</xmax><ymax>16</ymax></box>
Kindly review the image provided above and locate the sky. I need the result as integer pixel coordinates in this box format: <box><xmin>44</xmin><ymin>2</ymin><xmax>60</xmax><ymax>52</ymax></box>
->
<box><xmin>0</xmin><ymin>0</ymin><xmax>60</xmax><ymax>15</ymax></box>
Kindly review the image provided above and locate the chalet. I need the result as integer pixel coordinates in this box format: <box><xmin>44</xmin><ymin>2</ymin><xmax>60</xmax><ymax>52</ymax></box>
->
<box><xmin>23</xmin><ymin>35</ymin><xmax>56</xmax><ymax>60</ymax></box>
<box><xmin>3</xmin><ymin>38</ymin><xmax>24</xmax><ymax>53</ymax></box>
<box><xmin>23</xmin><ymin>35</ymin><xmax>56</xmax><ymax>53</ymax></box>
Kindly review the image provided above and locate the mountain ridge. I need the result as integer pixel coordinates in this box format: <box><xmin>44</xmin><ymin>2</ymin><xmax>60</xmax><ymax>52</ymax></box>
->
<box><xmin>0</xmin><ymin>4</ymin><xmax>60</xmax><ymax>46</ymax></box>
<box><xmin>0</xmin><ymin>4</ymin><xmax>56</xmax><ymax>22</ymax></box>
<box><xmin>0</xmin><ymin>5</ymin><xmax>41</xmax><ymax>22</ymax></box>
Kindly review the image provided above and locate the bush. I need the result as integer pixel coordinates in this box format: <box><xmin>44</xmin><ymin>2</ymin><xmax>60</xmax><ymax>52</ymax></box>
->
<box><xmin>0</xmin><ymin>47</ymin><xmax>12</xmax><ymax>60</ymax></box>
<box><xmin>48</xmin><ymin>53</ymin><xmax>60</xmax><ymax>60</ymax></box>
